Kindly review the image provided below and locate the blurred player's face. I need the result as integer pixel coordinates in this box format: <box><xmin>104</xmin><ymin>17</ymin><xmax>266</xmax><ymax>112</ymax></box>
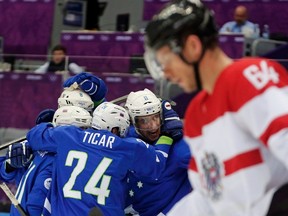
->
<box><xmin>135</xmin><ymin>113</ymin><xmax>161</xmax><ymax>142</ymax></box>
<box><xmin>156</xmin><ymin>45</ymin><xmax>197</xmax><ymax>93</ymax></box>
<box><xmin>52</xmin><ymin>50</ymin><xmax>66</xmax><ymax>64</ymax></box>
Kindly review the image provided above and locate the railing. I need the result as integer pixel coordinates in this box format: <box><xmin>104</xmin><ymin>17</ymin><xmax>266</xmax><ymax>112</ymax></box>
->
<box><xmin>0</xmin><ymin>53</ymin><xmax>148</xmax><ymax>74</ymax></box>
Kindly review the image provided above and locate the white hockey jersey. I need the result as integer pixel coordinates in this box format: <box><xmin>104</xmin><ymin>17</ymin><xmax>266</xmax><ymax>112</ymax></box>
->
<box><xmin>174</xmin><ymin>58</ymin><xmax>288</xmax><ymax>216</ymax></box>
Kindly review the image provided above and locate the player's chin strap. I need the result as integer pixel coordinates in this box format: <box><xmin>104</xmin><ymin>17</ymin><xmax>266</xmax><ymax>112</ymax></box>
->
<box><xmin>178</xmin><ymin>43</ymin><xmax>207</xmax><ymax>90</ymax></box>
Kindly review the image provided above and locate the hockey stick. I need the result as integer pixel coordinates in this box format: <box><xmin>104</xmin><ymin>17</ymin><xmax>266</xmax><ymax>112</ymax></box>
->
<box><xmin>0</xmin><ymin>182</ymin><xmax>28</xmax><ymax>216</ymax></box>
<box><xmin>0</xmin><ymin>136</ymin><xmax>27</xmax><ymax>151</ymax></box>
<box><xmin>110</xmin><ymin>94</ymin><xmax>128</xmax><ymax>105</ymax></box>
<box><xmin>109</xmin><ymin>94</ymin><xmax>176</xmax><ymax>106</ymax></box>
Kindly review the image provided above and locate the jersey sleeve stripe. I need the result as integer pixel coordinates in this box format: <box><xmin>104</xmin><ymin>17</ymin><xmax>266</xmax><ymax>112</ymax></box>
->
<box><xmin>189</xmin><ymin>157</ymin><xmax>198</xmax><ymax>172</ymax></box>
<box><xmin>43</xmin><ymin>197</ymin><xmax>51</xmax><ymax>214</ymax></box>
<box><xmin>260</xmin><ymin>114</ymin><xmax>288</xmax><ymax>146</ymax></box>
<box><xmin>266</xmin><ymin>128</ymin><xmax>288</xmax><ymax>168</ymax></box>
<box><xmin>236</xmin><ymin>86</ymin><xmax>288</xmax><ymax>139</ymax></box>
<box><xmin>156</xmin><ymin>136</ymin><xmax>173</xmax><ymax>146</ymax></box>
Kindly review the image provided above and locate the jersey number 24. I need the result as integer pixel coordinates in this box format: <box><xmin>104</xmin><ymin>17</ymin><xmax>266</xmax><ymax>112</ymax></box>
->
<box><xmin>63</xmin><ymin>150</ymin><xmax>112</xmax><ymax>205</ymax></box>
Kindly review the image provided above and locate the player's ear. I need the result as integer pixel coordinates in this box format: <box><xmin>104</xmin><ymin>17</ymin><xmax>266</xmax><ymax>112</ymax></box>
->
<box><xmin>111</xmin><ymin>127</ymin><xmax>120</xmax><ymax>137</ymax></box>
<box><xmin>183</xmin><ymin>35</ymin><xmax>202</xmax><ymax>61</ymax></box>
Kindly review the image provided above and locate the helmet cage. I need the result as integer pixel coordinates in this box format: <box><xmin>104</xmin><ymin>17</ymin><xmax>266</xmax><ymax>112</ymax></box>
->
<box><xmin>134</xmin><ymin>112</ymin><xmax>161</xmax><ymax>133</ymax></box>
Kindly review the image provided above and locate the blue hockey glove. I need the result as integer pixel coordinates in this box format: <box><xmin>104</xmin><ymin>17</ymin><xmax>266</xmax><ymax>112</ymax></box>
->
<box><xmin>63</xmin><ymin>72</ymin><xmax>108</xmax><ymax>103</ymax></box>
<box><xmin>161</xmin><ymin>100</ymin><xmax>183</xmax><ymax>141</ymax></box>
<box><xmin>6</xmin><ymin>140</ymin><xmax>34</xmax><ymax>169</ymax></box>
<box><xmin>35</xmin><ymin>109</ymin><xmax>55</xmax><ymax>125</ymax></box>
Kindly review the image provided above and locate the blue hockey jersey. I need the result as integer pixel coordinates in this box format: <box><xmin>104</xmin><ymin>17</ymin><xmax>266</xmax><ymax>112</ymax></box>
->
<box><xmin>27</xmin><ymin>123</ymin><xmax>173</xmax><ymax>216</ymax></box>
<box><xmin>0</xmin><ymin>151</ymin><xmax>54</xmax><ymax>216</ymax></box>
<box><xmin>125</xmin><ymin>126</ymin><xmax>192</xmax><ymax>216</ymax></box>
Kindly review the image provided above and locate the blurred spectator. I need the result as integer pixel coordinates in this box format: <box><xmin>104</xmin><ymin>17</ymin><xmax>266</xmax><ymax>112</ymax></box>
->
<box><xmin>219</xmin><ymin>5</ymin><xmax>257</xmax><ymax>37</ymax></box>
<box><xmin>35</xmin><ymin>45</ymin><xmax>83</xmax><ymax>74</ymax></box>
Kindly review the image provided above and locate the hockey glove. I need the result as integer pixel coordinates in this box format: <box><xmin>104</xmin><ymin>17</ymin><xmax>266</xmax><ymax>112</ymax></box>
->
<box><xmin>161</xmin><ymin>100</ymin><xmax>183</xmax><ymax>142</ymax></box>
<box><xmin>35</xmin><ymin>109</ymin><xmax>55</xmax><ymax>125</ymax></box>
<box><xmin>6</xmin><ymin>140</ymin><xmax>34</xmax><ymax>169</ymax></box>
<box><xmin>63</xmin><ymin>72</ymin><xmax>108</xmax><ymax>103</ymax></box>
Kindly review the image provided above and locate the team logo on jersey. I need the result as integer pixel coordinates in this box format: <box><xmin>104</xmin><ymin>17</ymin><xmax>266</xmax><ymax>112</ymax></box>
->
<box><xmin>201</xmin><ymin>152</ymin><xmax>223</xmax><ymax>201</ymax></box>
<box><xmin>44</xmin><ymin>178</ymin><xmax>52</xmax><ymax>190</ymax></box>
<box><xmin>38</xmin><ymin>151</ymin><xmax>48</xmax><ymax>157</ymax></box>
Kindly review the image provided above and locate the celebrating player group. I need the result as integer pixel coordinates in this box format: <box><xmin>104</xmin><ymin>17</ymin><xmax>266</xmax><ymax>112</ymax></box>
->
<box><xmin>0</xmin><ymin>72</ymin><xmax>191</xmax><ymax>216</ymax></box>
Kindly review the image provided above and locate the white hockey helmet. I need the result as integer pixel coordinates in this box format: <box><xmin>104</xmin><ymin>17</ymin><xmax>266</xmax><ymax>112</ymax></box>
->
<box><xmin>92</xmin><ymin>102</ymin><xmax>130</xmax><ymax>137</ymax></box>
<box><xmin>58</xmin><ymin>89</ymin><xmax>94</xmax><ymax>112</ymax></box>
<box><xmin>53</xmin><ymin>105</ymin><xmax>92</xmax><ymax>128</ymax></box>
<box><xmin>125</xmin><ymin>88</ymin><xmax>161</xmax><ymax>125</ymax></box>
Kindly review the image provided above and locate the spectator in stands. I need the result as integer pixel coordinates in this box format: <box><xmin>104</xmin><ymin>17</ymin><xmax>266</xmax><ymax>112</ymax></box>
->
<box><xmin>35</xmin><ymin>44</ymin><xmax>83</xmax><ymax>74</ymax></box>
<box><xmin>219</xmin><ymin>5</ymin><xmax>256</xmax><ymax>37</ymax></box>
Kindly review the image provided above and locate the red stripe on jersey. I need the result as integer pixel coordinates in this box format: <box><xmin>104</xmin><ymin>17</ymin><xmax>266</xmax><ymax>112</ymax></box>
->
<box><xmin>224</xmin><ymin>149</ymin><xmax>262</xmax><ymax>176</ymax></box>
<box><xmin>260</xmin><ymin>114</ymin><xmax>288</xmax><ymax>146</ymax></box>
<box><xmin>189</xmin><ymin>157</ymin><xmax>198</xmax><ymax>172</ymax></box>
<box><xmin>188</xmin><ymin>149</ymin><xmax>262</xmax><ymax>175</ymax></box>
<box><xmin>184</xmin><ymin>58</ymin><xmax>288</xmax><ymax>138</ymax></box>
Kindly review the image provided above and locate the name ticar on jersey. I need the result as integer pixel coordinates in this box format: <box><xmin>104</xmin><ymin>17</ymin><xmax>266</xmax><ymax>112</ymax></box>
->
<box><xmin>83</xmin><ymin>131</ymin><xmax>115</xmax><ymax>149</ymax></box>
<box><xmin>243</xmin><ymin>60</ymin><xmax>279</xmax><ymax>90</ymax></box>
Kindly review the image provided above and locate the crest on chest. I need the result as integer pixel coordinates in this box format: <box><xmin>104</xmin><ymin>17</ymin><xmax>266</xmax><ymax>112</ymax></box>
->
<box><xmin>200</xmin><ymin>152</ymin><xmax>223</xmax><ymax>201</ymax></box>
